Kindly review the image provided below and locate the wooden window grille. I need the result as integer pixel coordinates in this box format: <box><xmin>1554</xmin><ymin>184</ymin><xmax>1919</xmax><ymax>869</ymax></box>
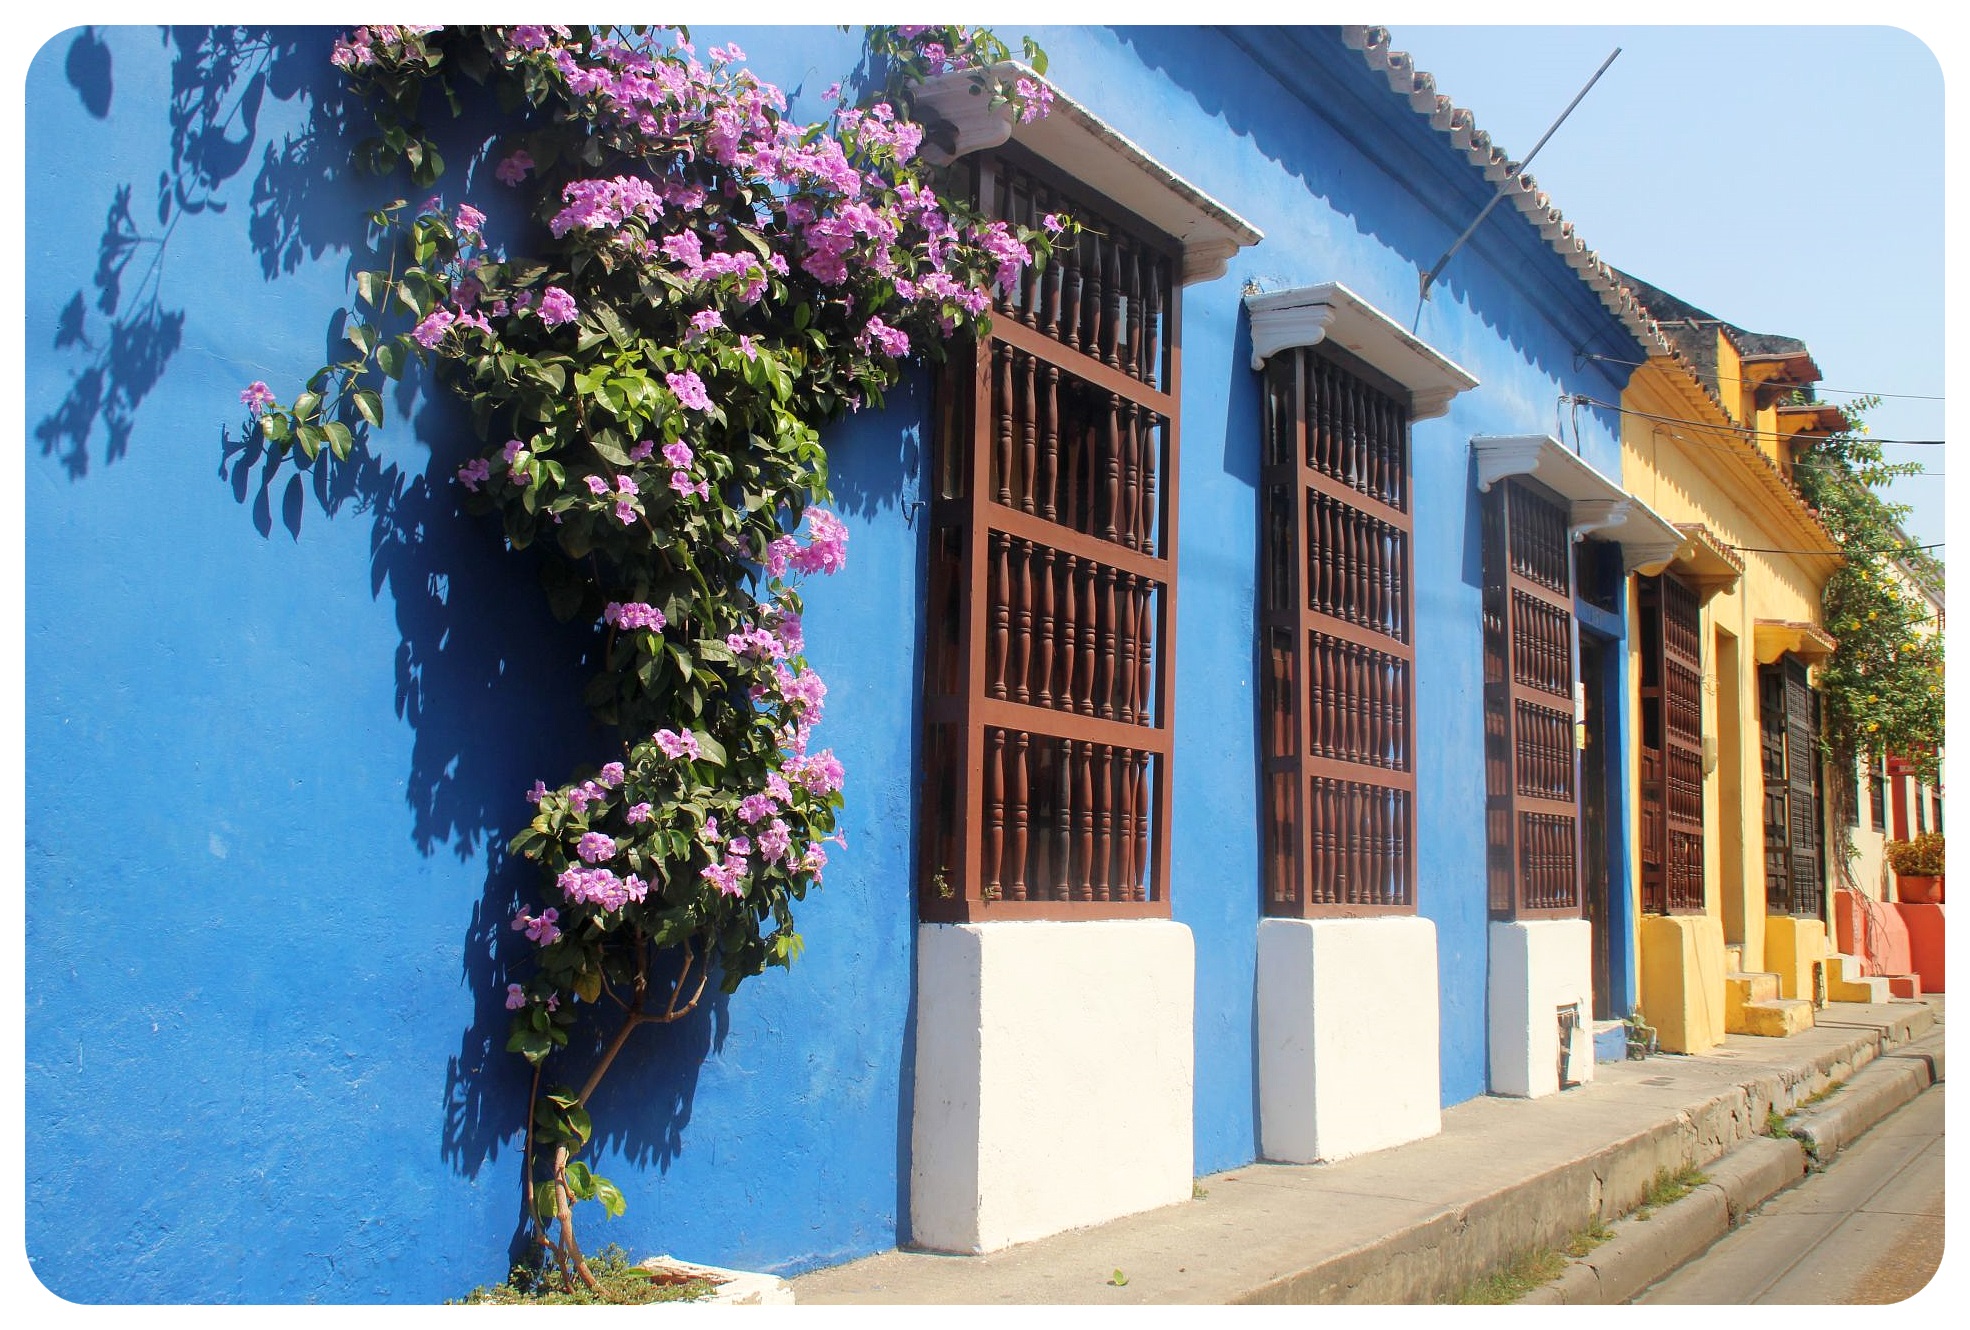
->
<box><xmin>1759</xmin><ymin>655</ymin><xmax>1824</xmax><ymax>917</ymax></box>
<box><xmin>1869</xmin><ymin>757</ymin><xmax>1887</xmax><ymax>830</ymax></box>
<box><xmin>918</xmin><ymin>147</ymin><xmax>1179</xmax><ymax>921</ymax></box>
<box><xmin>1259</xmin><ymin>345</ymin><xmax>1415</xmax><ymax>916</ymax></box>
<box><xmin>1638</xmin><ymin>573</ymin><xmax>1705</xmax><ymax>914</ymax></box>
<box><xmin>1481</xmin><ymin>478</ymin><xmax>1582</xmax><ymax>918</ymax></box>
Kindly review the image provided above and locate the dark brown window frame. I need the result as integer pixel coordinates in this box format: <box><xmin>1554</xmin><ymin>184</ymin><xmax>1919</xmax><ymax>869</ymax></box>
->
<box><xmin>1638</xmin><ymin>572</ymin><xmax>1706</xmax><ymax>915</ymax></box>
<box><xmin>1759</xmin><ymin>653</ymin><xmax>1825</xmax><ymax>918</ymax></box>
<box><xmin>1481</xmin><ymin>476</ymin><xmax>1584</xmax><ymax>920</ymax></box>
<box><xmin>1259</xmin><ymin>343</ymin><xmax>1417</xmax><ymax>918</ymax></box>
<box><xmin>917</xmin><ymin>145</ymin><xmax>1182</xmax><ymax>923</ymax></box>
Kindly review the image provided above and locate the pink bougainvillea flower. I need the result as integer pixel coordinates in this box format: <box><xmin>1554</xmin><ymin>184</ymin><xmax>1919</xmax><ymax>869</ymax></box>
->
<box><xmin>599</xmin><ymin>762</ymin><xmax>625</xmax><ymax>786</ymax></box>
<box><xmin>687</xmin><ymin>308</ymin><xmax>724</xmax><ymax>339</ymax></box>
<box><xmin>457</xmin><ymin>458</ymin><xmax>492</xmax><ymax>492</ymax></box>
<box><xmin>663</xmin><ymin>442</ymin><xmax>694</xmax><ymax>469</ymax></box>
<box><xmin>629</xmin><ymin>439</ymin><xmax>655</xmax><ymax>461</ymax></box>
<box><xmin>495</xmin><ymin>149</ymin><xmax>534</xmax><ymax>185</ymax></box>
<box><xmin>412</xmin><ymin>307</ymin><xmax>455</xmax><ymax>348</ymax></box>
<box><xmin>505</xmin><ymin>984</ymin><xmax>527</xmax><ymax>1010</ymax></box>
<box><xmin>240</xmin><ymin>381</ymin><xmax>275</xmax><ymax>416</ymax></box>
<box><xmin>584</xmin><ymin>474</ymin><xmax>610</xmax><ymax>496</ymax></box>
<box><xmin>615</xmin><ymin>499</ymin><xmax>638</xmax><ymax>525</ymax></box>
<box><xmin>603</xmin><ymin>602</ymin><xmax>665</xmax><ymax>632</ymax></box>
<box><xmin>654</xmin><ymin>729</ymin><xmax>701</xmax><ymax>761</ymax></box>
<box><xmin>538</xmin><ymin>286</ymin><xmax>578</xmax><ymax>327</ymax></box>
<box><xmin>625</xmin><ymin>801</ymin><xmax>653</xmax><ymax>824</ymax></box>
<box><xmin>667</xmin><ymin>370</ymin><xmax>712</xmax><ymax>411</ymax></box>
<box><xmin>577</xmin><ymin>831</ymin><xmax>617</xmax><ymax>864</ymax></box>
<box><xmin>453</xmin><ymin>203</ymin><xmax>486</xmax><ymax>239</ymax></box>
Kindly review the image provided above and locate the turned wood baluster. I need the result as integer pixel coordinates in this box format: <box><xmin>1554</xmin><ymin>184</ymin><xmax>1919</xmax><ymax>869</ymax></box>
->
<box><xmin>1118</xmin><ymin>400</ymin><xmax>1139</xmax><ymax>551</ymax></box>
<box><xmin>1073</xmin><ymin>740</ymin><xmax>1096</xmax><ymax>900</ymax></box>
<box><xmin>1052</xmin><ymin>738</ymin><xmax>1072</xmax><ymax>902</ymax></box>
<box><xmin>1313</xmin><ymin>781</ymin><xmax>1333</xmax><ymax>904</ymax></box>
<box><xmin>1115</xmin><ymin>751</ymin><xmax>1135</xmax><ymax>901</ymax></box>
<box><xmin>984</xmin><ymin>729</ymin><xmax>1005</xmax><ymax>899</ymax></box>
<box><xmin>1042</xmin><ymin>216</ymin><xmax>1063</xmax><ymax>338</ymax></box>
<box><xmin>1132</xmin><ymin>751</ymin><xmax>1151</xmax><ymax>901</ymax></box>
<box><xmin>1101</xmin><ymin>393</ymin><xmax>1121</xmax><ymax>543</ymax></box>
<box><xmin>1135</xmin><ymin>580</ymin><xmax>1154</xmax><ymax>726</ymax></box>
<box><xmin>1092</xmin><ymin>744</ymin><xmax>1114</xmax><ymax>902</ymax></box>
<box><xmin>1008</xmin><ymin>733</ymin><xmax>1030</xmax><ymax>900</ymax></box>
<box><xmin>1309</xmin><ymin>497</ymin><xmax>1327</xmax><ymax>618</ymax></box>
<box><xmin>1307</xmin><ymin>637</ymin><xmax>1326</xmax><ymax>759</ymax></box>
<box><xmin>1016</xmin><ymin>181</ymin><xmax>1040</xmax><ymax>327</ymax></box>
<box><xmin>988</xmin><ymin>532</ymin><xmax>1010</xmax><ymax>700</ymax></box>
<box><xmin>994</xmin><ymin>345</ymin><xmax>1013</xmax><ymax>505</ymax></box>
<box><xmin>1095</xmin><ymin>564</ymin><xmax>1117</xmax><ymax>721</ymax></box>
<box><xmin>1143</xmin><ymin>258</ymin><xmax>1163</xmax><ymax>392</ymax></box>
<box><xmin>1018</xmin><ymin>352</ymin><xmax>1038</xmax><ymax>515</ymax></box>
<box><xmin>1062</xmin><ymin>233</ymin><xmax>1084</xmax><ymax>352</ymax></box>
<box><xmin>1040</xmin><ymin>365</ymin><xmax>1061</xmax><ymax>523</ymax></box>
<box><xmin>1124</xmin><ymin>241</ymin><xmax>1144</xmax><ymax>380</ymax></box>
<box><xmin>1056</xmin><ymin>553</ymin><xmax>1078</xmax><ymax>713</ymax></box>
<box><xmin>1010</xmin><ymin>538</ymin><xmax>1033</xmax><ymax>705</ymax></box>
<box><xmin>1310</xmin><ymin>358</ymin><xmax>1328</xmax><ymax>475</ymax></box>
<box><xmin>1075</xmin><ymin>557</ymin><xmax>1098</xmax><ymax>716</ymax></box>
<box><xmin>1101</xmin><ymin>234</ymin><xmax>1124</xmax><ymax>370</ymax></box>
<box><xmin>1035</xmin><ymin>547</ymin><xmax>1057</xmax><ymax>708</ymax></box>
<box><xmin>1139</xmin><ymin>413</ymin><xmax>1159</xmax><ymax>556</ymax></box>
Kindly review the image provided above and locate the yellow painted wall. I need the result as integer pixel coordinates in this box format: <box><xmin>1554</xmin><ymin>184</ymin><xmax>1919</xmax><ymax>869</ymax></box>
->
<box><xmin>1764</xmin><ymin>915</ymin><xmax>1827</xmax><ymax>1002</ymax></box>
<box><xmin>1637</xmin><ymin>914</ymin><xmax>1726</xmax><ymax>1052</ymax></box>
<box><xmin>1620</xmin><ymin>361</ymin><xmax>1838</xmax><ymax>1001</ymax></box>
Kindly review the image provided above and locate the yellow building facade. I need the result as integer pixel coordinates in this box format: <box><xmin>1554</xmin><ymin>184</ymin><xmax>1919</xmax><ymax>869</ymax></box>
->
<box><xmin>1615</xmin><ymin>276</ymin><xmax>1844</xmax><ymax>1052</ymax></box>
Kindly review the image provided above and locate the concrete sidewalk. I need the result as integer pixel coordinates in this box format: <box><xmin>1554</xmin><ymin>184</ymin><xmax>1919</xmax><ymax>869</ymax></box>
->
<box><xmin>791</xmin><ymin>997</ymin><xmax>1942</xmax><ymax>1305</ymax></box>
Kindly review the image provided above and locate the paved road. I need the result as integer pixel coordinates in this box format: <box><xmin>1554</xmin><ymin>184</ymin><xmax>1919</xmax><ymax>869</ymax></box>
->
<box><xmin>1636</xmin><ymin>1082</ymin><xmax>1944</xmax><ymax>1304</ymax></box>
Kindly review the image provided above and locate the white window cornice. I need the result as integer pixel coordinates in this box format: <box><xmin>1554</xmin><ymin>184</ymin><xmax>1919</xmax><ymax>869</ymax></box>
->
<box><xmin>1471</xmin><ymin>433</ymin><xmax>1685</xmax><ymax>574</ymax></box>
<box><xmin>1245</xmin><ymin>282</ymin><xmax>1479</xmax><ymax>420</ymax></box>
<box><xmin>913</xmin><ymin>62</ymin><xmax>1263</xmax><ymax>286</ymax></box>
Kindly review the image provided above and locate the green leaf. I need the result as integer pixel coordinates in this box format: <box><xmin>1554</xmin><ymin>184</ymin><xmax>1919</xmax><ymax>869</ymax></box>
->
<box><xmin>293</xmin><ymin>391</ymin><xmax>322</xmax><ymax>423</ymax></box>
<box><xmin>692</xmin><ymin>730</ymin><xmax>727</xmax><ymax>768</ymax></box>
<box><xmin>354</xmin><ymin>387</ymin><xmax>384</xmax><ymax>428</ymax></box>
<box><xmin>377</xmin><ymin>339</ymin><xmax>405</xmax><ymax>380</ymax></box>
<box><xmin>533</xmin><ymin>1181</ymin><xmax>561</xmax><ymax>1221</ymax></box>
<box><xmin>323</xmin><ymin>421</ymin><xmax>355</xmax><ymax>461</ymax></box>
<box><xmin>592</xmin><ymin>1176</ymin><xmax>627</xmax><ymax>1219</ymax></box>
<box><xmin>564</xmin><ymin>1160</ymin><xmax>595</xmax><ymax>1199</ymax></box>
<box><xmin>565</xmin><ymin>1104</ymin><xmax>593</xmax><ymax>1147</ymax></box>
<box><xmin>261</xmin><ymin>413</ymin><xmax>291</xmax><ymax>445</ymax></box>
<box><xmin>295</xmin><ymin>424</ymin><xmax>324</xmax><ymax>460</ymax></box>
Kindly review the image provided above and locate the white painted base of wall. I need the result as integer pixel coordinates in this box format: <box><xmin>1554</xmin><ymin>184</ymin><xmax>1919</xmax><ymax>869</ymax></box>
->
<box><xmin>1487</xmin><ymin>919</ymin><xmax>1594</xmax><ymax>1098</ymax></box>
<box><xmin>1256</xmin><ymin>916</ymin><xmax>1441</xmax><ymax>1164</ymax></box>
<box><xmin>909</xmin><ymin>920</ymin><xmax>1194</xmax><ymax>1254</ymax></box>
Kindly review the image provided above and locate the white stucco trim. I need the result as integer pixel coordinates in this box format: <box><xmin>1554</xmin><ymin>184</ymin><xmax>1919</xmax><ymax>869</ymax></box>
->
<box><xmin>910</xmin><ymin>920</ymin><xmax>1194</xmax><ymax>1254</ymax></box>
<box><xmin>1257</xmin><ymin>916</ymin><xmax>1441</xmax><ymax>1163</ymax></box>
<box><xmin>1244</xmin><ymin>282</ymin><xmax>1480</xmax><ymax>419</ymax></box>
<box><xmin>1487</xmin><ymin>919</ymin><xmax>1595</xmax><ymax>1098</ymax></box>
<box><xmin>1470</xmin><ymin>433</ymin><xmax>1684</xmax><ymax>572</ymax></box>
<box><xmin>914</xmin><ymin>63</ymin><xmax>1263</xmax><ymax>285</ymax></box>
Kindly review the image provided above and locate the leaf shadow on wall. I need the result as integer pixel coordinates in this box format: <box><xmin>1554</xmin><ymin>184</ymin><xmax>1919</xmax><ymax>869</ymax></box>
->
<box><xmin>36</xmin><ymin>27</ymin><xmax>357</xmax><ymax>479</ymax></box>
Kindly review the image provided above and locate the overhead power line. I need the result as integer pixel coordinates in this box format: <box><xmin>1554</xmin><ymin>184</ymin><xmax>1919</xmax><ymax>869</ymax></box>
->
<box><xmin>1577</xmin><ymin>351</ymin><xmax>1944</xmax><ymax>402</ymax></box>
<box><xmin>1573</xmin><ymin>396</ymin><xmax>1946</xmax><ymax>447</ymax></box>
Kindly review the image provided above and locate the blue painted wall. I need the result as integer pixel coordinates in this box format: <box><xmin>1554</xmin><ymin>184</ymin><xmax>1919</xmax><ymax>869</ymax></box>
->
<box><xmin>26</xmin><ymin>24</ymin><xmax>1642</xmax><ymax>1302</ymax></box>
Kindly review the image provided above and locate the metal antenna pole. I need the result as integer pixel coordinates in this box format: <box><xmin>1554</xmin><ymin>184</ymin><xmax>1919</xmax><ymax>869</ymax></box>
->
<box><xmin>1417</xmin><ymin>47</ymin><xmax>1622</xmax><ymax>306</ymax></box>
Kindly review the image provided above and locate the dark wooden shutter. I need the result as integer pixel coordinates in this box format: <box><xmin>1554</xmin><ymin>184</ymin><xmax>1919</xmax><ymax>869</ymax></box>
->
<box><xmin>918</xmin><ymin>147</ymin><xmax>1179</xmax><ymax>921</ymax></box>
<box><xmin>1259</xmin><ymin>345</ymin><xmax>1415</xmax><ymax>916</ymax></box>
<box><xmin>1760</xmin><ymin>655</ymin><xmax>1823</xmax><ymax>918</ymax></box>
<box><xmin>1481</xmin><ymin>479</ymin><xmax>1581</xmax><ymax>918</ymax></box>
<box><xmin>1639</xmin><ymin>573</ymin><xmax>1705</xmax><ymax>914</ymax></box>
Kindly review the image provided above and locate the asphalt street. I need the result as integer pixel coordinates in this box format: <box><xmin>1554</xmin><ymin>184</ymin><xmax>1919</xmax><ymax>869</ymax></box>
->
<box><xmin>1635</xmin><ymin>1081</ymin><xmax>1945</xmax><ymax>1304</ymax></box>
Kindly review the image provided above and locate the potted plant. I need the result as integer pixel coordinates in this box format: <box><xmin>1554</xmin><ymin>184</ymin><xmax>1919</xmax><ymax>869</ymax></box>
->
<box><xmin>1886</xmin><ymin>832</ymin><xmax>1944</xmax><ymax>903</ymax></box>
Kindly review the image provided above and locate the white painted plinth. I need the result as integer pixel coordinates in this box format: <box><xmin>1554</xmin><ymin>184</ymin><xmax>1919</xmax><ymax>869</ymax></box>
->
<box><xmin>1257</xmin><ymin>916</ymin><xmax>1441</xmax><ymax>1163</ymax></box>
<box><xmin>1487</xmin><ymin>919</ymin><xmax>1594</xmax><ymax>1098</ymax></box>
<box><xmin>909</xmin><ymin>919</ymin><xmax>1194</xmax><ymax>1254</ymax></box>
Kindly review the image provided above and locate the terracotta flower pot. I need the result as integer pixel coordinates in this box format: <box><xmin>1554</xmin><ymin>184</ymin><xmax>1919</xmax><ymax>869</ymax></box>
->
<box><xmin>1897</xmin><ymin>875</ymin><xmax>1944</xmax><ymax>905</ymax></box>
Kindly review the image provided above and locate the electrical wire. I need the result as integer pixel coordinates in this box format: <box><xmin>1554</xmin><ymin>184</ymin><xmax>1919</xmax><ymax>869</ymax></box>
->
<box><xmin>1725</xmin><ymin>541</ymin><xmax>1944</xmax><ymax>557</ymax></box>
<box><xmin>1576</xmin><ymin>351</ymin><xmax>1944</xmax><ymax>402</ymax></box>
<box><xmin>1574</xmin><ymin>396</ymin><xmax>1945</xmax><ymax>447</ymax></box>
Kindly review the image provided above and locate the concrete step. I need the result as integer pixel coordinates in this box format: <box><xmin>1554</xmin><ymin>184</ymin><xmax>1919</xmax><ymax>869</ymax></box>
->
<box><xmin>1823</xmin><ymin>953</ymin><xmax>1891</xmax><ymax>1004</ymax></box>
<box><xmin>1739</xmin><ymin>998</ymin><xmax>1815</xmax><ymax>1038</ymax></box>
<box><xmin>1885</xmin><ymin>975</ymin><xmax>1922</xmax><ymax>999</ymax></box>
<box><xmin>1723</xmin><ymin>972</ymin><xmax>1782</xmax><ymax>1033</ymax></box>
<box><xmin>1723</xmin><ymin>943</ymin><xmax>1745</xmax><ymax>973</ymax></box>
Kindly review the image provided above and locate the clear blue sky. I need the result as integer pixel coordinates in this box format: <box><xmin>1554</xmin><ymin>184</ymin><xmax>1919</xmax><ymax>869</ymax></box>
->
<box><xmin>1391</xmin><ymin>24</ymin><xmax>1946</xmax><ymax>560</ymax></box>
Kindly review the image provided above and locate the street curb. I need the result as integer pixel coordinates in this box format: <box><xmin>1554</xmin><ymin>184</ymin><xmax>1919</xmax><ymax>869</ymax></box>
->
<box><xmin>1789</xmin><ymin>1026</ymin><xmax>1943</xmax><ymax>1164</ymax></box>
<box><xmin>1520</xmin><ymin>1024</ymin><xmax>1943</xmax><ymax>1304</ymax></box>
